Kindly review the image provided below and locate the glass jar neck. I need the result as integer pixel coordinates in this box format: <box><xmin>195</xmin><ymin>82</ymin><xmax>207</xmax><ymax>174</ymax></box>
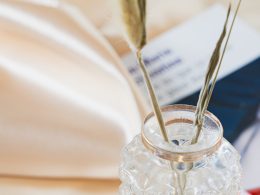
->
<box><xmin>141</xmin><ymin>104</ymin><xmax>223</xmax><ymax>162</ymax></box>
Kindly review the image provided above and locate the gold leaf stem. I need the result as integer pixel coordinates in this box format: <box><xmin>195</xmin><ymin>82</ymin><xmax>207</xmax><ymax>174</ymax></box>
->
<box><xmin>192</xmin><ymin>4</ymin><xmax>231</xmax><ymax>144</ymax></box>
<box><xmin>202</xmin><ymin>0</ymin><xmax>242</xmax><ymax>113</ymax></box>
<box><xmin>136</xmin><ymin>50</ymin><xmax>169</xmax><ymax>142</ymax></box>
<box><xmin>192</xmin><ymin>1</ymin><xmax>242</xmax><ymax>144</ymax></box>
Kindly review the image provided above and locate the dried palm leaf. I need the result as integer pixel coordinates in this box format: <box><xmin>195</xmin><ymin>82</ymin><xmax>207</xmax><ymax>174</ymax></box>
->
<box><xmin>192</xmin><ymin>0</ymin><xmax>242</xmax><ymax>144</ymax></box>
<box><xmin>119</xmin><ymin>0</ymin><xmax>169</xmax><ymax>141</ymax></box>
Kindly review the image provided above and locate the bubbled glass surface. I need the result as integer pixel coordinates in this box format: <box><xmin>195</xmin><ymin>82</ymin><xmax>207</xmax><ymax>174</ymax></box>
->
<box><xmin>119</xmin><ymin>105</ymin><xmax>241</xmax><ymax>195</ymax></box>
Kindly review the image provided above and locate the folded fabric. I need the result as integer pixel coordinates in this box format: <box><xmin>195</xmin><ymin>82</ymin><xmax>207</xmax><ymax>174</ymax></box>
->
<box><xmin>0</xmin><ymin>0</ymin><xmax>147</xmax><ymax>181</ymax></box>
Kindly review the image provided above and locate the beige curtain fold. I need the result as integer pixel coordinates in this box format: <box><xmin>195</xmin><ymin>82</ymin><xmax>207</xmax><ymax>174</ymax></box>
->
<box><xmin>0</xmin><ymin>0</ymin><xmax>148</xmax><ymax>193</ymax></box>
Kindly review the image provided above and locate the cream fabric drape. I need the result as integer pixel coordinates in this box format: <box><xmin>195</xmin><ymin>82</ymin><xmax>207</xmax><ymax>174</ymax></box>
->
<box><xmin>0</xmin><ymin>0</ymin><xmax>147</xmax><ymax>194</ymax></box>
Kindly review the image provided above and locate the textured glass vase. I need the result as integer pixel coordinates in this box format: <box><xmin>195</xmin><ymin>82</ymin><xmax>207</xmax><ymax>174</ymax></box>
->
<box><xmin>119</xmin><ymin>105</ymin><xmax>241</xmax><ymax>195</ymax></box>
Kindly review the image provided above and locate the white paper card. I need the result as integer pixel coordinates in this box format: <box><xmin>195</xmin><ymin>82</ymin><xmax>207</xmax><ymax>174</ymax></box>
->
<box><xmin>122</xmin><ymin>4</ymin><xmax>260</xmax><ymax>106</ymax></box>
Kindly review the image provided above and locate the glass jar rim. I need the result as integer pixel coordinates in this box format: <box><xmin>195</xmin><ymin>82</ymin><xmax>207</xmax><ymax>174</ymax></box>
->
<box><xmin>141</xmin><ymin>104</ymin><xmax>223</xmax><ymax>162</ymax></box>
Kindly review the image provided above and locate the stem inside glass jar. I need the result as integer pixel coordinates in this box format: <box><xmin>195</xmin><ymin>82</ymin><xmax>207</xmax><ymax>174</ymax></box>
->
<box><xmin>141</xmin><ymin>104</ymin><xmax>223</xmax><ymax>163</ymax></box>
<box><xmin>141</xmin><ymin>104</ymin><xmax>223</xmax><ymax>194</ymax></box>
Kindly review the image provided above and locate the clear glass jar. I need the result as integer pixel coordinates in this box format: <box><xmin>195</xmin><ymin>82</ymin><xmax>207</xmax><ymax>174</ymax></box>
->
<box><xmin>119</xmin><ymin>104</ymin><xmax>241</xmax><ymax>195</ymax></box>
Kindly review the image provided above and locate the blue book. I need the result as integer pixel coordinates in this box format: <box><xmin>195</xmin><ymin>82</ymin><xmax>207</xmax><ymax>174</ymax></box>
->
<box><xmin>176</xmin><ymin>57</ymin><xmax>260</xmax><ymax>143</ymax></box>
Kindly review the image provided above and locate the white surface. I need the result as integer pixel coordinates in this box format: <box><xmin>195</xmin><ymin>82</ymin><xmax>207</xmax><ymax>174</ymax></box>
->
<box><xmin>234</xmin><ymin>109</ymin><xmax>260</xmax><ymax>190</ymax></box>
